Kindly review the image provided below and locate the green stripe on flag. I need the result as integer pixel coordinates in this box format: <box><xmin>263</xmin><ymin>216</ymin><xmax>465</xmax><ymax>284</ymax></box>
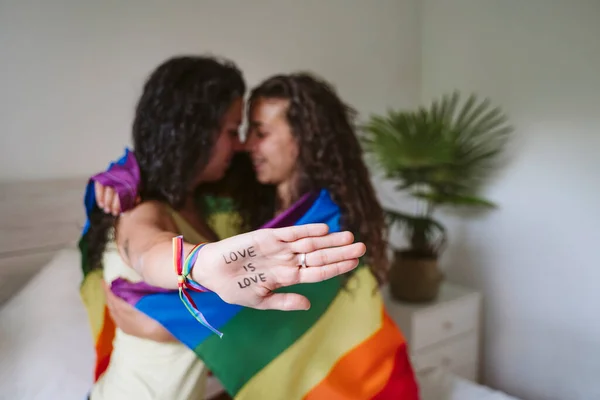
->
<box><xmin>195</xmin><ymin>276</ymin><xmax>342</xmax><ymax>395</ymax></box>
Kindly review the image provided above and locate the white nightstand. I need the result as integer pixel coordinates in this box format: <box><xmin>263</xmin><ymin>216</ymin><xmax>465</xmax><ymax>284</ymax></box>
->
<box><xmin>382</xmin><ymin>282</ymin><xmax>482</xmax><ymax>382</ymax></box>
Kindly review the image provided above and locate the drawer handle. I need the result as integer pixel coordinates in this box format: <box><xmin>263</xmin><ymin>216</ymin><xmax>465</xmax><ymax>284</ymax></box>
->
<box><xmin>442</xmin><ymin>321</ymin><xmax>453</xmax><ymax>331</ymax></box>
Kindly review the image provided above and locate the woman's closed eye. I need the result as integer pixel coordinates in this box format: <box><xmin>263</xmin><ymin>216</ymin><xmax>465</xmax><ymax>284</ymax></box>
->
<box><xmin>247</xmin><ymin>128</ymin><xmax>267</xmax><ymax>140</ymax></box>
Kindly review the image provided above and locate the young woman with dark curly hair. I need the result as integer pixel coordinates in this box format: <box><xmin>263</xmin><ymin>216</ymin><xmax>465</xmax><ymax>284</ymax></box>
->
<box><xmin>92</xmin><ymin>72</ymin><xmax>419</xmax><ymax>399</ymax></box>
<box><xmin>80</xmin><ymin>57</ymin><xmax>365</xmax><ymax>400</ymax></box>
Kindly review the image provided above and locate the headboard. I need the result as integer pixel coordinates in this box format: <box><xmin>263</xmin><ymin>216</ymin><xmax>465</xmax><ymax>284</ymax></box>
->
<box><xmin>0</xmin><ymin>177</ymin><xmax>88</xmax><ymax>305</ymax></box>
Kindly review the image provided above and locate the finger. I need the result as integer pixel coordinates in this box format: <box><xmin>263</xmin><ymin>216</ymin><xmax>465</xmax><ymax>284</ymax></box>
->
<box><xmin>299</xmin><ymin>259</ymin><xmax>361</xmax><ymax>283</ymax></box>
<box><xmin>103</xmin><ymin>188</ymin><xmax>115</xmax><ymax>214</ymax></box>
<box><xmin>102</xmin><ymin>282</ymin><xmax>119</xmax><ymax>312</ymax></box>
<box><xmin>273</xmin><ymin>223</ymin><xmax>329</xmax><ymax>242</ymax></box>
<box><xmin>102</xmin><ymin>281</ymin><xmax>127</xmax><ymax>313</ymax></box>
<box><xmin>257</xmin><ymin>292</ymin><xmax>311</xmax><ymax>311</ymax></box>
<box><xmin>101</xmin><ymin>280</ymin><xmax>114</xmax><ymax>300</ymax></box>
<box><xmin>111</xmin><ymin>194</ymin><xmax>121</xmax><ymax>216</ymax></box>
<box><xmin>95</xmin><ymin>181</ymin><xmax>105</xmax><ymax>208</ymax></box>
<box><xmin>305</xmin><ymin>242</ymin><xmax>366</xmax><ymax>267</ymax></box>
<box><xmin>288</xmin><ymin>231</ymin><xmax>354</xmax><ymax>254</ymax></box>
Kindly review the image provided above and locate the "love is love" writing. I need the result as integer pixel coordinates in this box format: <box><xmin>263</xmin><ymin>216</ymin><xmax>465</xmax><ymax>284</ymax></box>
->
<box><xmin>237</xmin><ymin>273</ymin><xmax>267</xmax><ymax>289</ymax></box>
<box><xmin>223</xmin><ymin>246</ymin><xmax>256</xmax><ymax>264</ymax></box>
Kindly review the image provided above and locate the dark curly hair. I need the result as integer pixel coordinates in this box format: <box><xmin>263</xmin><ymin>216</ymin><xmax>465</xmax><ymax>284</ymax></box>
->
<box><xmin>85</xmin><ymin>55</ymin><xmax>246</xmax><ymax>271</ymax></box>
<box><xmin>235</xmin><ymin>73</ymin><xmax>389</xmax><ymax>284</ymax></box>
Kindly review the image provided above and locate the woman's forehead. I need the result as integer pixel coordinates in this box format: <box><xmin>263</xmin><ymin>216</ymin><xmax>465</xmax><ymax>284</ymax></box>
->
<box><xmin>250</xmin><ymin>98</ymin><xmax>289</xmax><ymax>123</ymax></box>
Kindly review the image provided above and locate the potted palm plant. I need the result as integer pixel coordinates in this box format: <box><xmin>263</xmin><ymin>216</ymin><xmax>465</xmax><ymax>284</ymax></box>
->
<box><xmin>361</xmin><ymin>92</ymin><xmax>513</xmax><ymax>302</ymax></box>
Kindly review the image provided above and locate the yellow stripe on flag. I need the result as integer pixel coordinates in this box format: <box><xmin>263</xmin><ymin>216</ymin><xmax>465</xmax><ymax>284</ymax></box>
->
<box><xmin>236</xmin><ymin>268</ymin><xmax>383</xmax><ymax>400</ymax></box>
<box><xmin>80</xmin><ymin>269</ymin><xmax>106</xmax><ymax>341</ymax></box>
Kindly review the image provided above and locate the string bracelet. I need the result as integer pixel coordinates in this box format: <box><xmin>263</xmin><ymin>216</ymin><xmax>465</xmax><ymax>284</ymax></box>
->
<box><xmin>173</xmin><ymin>235</ymin><xmax>223</xmax><ymax>338</ymax></box>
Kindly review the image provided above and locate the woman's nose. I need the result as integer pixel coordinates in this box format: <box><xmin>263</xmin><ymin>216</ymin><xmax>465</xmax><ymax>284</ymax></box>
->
<box><xmin>244</xmin><ymin>135</ymin><xmax>256</xmax><ymax>152</ymax></box>
<box><xmin>232</xmin><ymin>135</ymin><xmax>244</xmax><ymax>152</ymax></box>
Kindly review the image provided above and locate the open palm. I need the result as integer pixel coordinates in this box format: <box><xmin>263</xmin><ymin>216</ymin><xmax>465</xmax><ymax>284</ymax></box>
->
<box><xmin>196</xmin><ymin>224</ymin><xmax>365</xmax><ymax>311</ymax></box>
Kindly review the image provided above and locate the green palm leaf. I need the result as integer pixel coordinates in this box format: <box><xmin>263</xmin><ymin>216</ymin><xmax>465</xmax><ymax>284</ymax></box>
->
<box><xmin>362</xmin><ymin>91</ymin><xmax>512</xmax><ymax>257</ymax></box>
<box><xmin>385</xmin><ymin>209</ymin><xmax>447</xmax><ymax>256</ymax></box>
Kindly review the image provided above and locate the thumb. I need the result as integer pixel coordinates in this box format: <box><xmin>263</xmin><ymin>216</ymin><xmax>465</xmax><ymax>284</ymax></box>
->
<box><xmin>259</xmin><ymin>292</ymin><xmax>311</xmax><ymax>311</ymax></box>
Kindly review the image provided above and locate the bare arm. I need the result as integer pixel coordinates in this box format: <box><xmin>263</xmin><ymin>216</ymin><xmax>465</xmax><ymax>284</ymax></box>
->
<box><xmin>116</xmin><ymin>201</ymin><xmax>194</xmax><ymax>289</ymax></box>
<box><xmin>115</xmin><ymin>201</ymin><xmax>367</xmax><ymax>311</ymax></box>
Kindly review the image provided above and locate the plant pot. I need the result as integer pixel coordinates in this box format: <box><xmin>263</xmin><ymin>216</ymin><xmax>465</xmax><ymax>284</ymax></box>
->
<box><xmin>388</xmin><ymin>250</ymin><xmax>444</xmax><ymax>303</ymax></box>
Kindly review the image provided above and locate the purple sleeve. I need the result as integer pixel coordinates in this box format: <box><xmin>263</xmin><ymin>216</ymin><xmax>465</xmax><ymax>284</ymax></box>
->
<box><xmin>90</xmin><ymin>148</ymin><xmax>141</xmax><ymax>212</ymax></box>
<box><xmin>82</xmin><ymin>148</ymin><xmax>141</xmax><ymax>235</ymax></box>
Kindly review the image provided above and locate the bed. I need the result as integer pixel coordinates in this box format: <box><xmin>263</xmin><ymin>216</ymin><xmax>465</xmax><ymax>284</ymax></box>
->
<box><xmin>0</xmin><ymin>177</ymin><xmax>520</xmax><ymax>400</ymax></box>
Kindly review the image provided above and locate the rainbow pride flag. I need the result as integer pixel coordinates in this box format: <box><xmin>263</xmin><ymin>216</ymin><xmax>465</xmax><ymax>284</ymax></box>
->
<box><xmin>79</xmin><ymin>149</ymin><xmax>139</xmax><ymax>381</ymax></box>
<box><xmin>79</xmin><ymin>152</ymin><xmax>419</xmax><ymax>399</ymax></box>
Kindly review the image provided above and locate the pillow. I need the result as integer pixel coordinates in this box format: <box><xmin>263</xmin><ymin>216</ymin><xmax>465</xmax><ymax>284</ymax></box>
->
<box><xmin>0</xmin><ymin>248</ymin><xmax>94</xmax><ymax>400</ymax></box>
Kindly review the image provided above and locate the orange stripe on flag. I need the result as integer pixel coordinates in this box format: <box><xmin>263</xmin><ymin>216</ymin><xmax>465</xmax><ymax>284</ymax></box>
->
<box><xmin>304</xmin><ymin>310</ymin><xmax>410</xmax><ymax>400</ymax></box>
<box><xmin>94</xmin><ymin>306</ymin><xmax>116</xmax><ymax>381</ymax></box>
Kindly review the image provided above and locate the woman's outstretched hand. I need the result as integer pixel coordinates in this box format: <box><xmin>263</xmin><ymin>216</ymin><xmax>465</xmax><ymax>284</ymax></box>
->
<box><xmin>194</xmin><ymin>223</ymin><xmax>365</xmax><ymax>311</ymax></box>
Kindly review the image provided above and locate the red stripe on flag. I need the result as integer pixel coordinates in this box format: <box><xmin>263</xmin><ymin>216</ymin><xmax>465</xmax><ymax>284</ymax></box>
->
<box><xmin>305</xmin><ymin>311</ymin><xmax>419</xmax><ymax>400</ymax></box>
<box><xmin>371</xmin><ymin>344</ymin><xmax>420</xmax><ymax>400</ymax></box>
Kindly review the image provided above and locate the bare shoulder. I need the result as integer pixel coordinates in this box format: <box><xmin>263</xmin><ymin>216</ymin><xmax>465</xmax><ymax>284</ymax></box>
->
<box><xmin>116</xmin><ymin>201</ymin><xmax>178</xmax><ymax>242</ymax></box>
<box><xmin>121</xmin><ymin>201</ymin><xmax>174</xmax><ymax>226</ymax></box>
<box><xmin>114</xmin><ymin>201</ymin><xmax>179</xmax><ymax>266</ymax></box>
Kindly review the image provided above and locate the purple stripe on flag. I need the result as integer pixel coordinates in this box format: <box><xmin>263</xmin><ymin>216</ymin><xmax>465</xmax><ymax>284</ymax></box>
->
<box><xmin>110</xmin><ymin>279</ymin><xmax>170</xmax><ymax>305</ymax></box>
<box><xmin>261</xmin><ymin>191</ymin><xmax>318</xmax><ymax>229</ymax></box>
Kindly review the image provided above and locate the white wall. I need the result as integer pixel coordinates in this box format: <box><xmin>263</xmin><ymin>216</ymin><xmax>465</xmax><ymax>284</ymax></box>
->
<box><xmin>6</xmin><ymin>1</ymin><xmax>599</xmax><ymax>399</ymax></box>
<box><xmin>421</xmin><ymin>1</ymin><xmax>600</xmax><ymax>399</ymax></box>
<box><xmin>0</xmin><ymin>0</ymin><xmax>420</xmax><ymax>181</ymax></box>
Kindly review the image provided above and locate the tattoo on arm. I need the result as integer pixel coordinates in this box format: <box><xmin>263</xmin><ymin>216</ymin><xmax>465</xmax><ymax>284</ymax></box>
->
<box><xmin>123</xmin><ymin>238</ymin><xmax>131</xmax><ymax>262</ymax></box>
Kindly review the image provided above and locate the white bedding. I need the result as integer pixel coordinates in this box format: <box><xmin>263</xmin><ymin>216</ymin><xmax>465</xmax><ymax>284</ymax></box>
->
<box><xmin>0</xmin><ymin>248</ymin><xmax>519</xmax><ymax>400</ymax></box>
<box><xmin>416</xmin><ymin>369</ymin><xmax>519</xmax><ymax>400</ymax></box>
<box><xmin>0</xmin><ymin>247</ymin><xmax>94</xmax><ymax>400</ymax></box>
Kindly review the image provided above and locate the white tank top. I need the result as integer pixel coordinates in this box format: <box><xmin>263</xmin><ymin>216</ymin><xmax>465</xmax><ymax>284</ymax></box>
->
<box><xmin>90</xmin><ymin>206</ymin><xmax>208</xmax><ymax>400</ymax></box>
